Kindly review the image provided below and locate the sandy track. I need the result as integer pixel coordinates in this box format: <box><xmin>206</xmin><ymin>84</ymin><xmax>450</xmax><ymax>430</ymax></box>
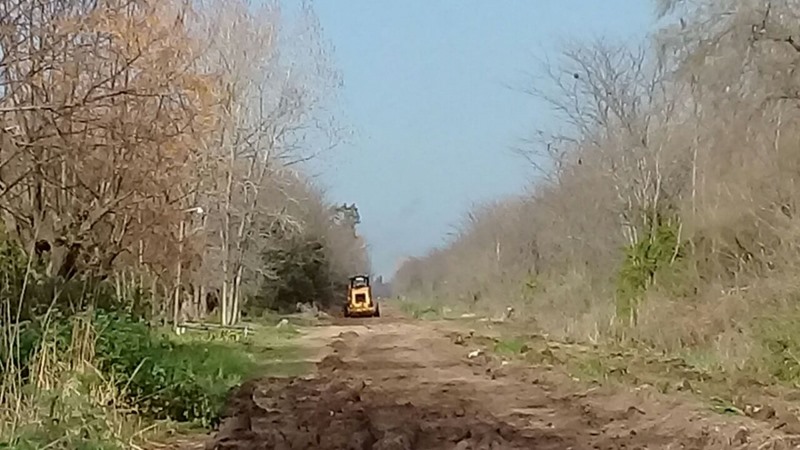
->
<box><xmin>207</xmin><ymin>308</ymin><xmax>799</xmax><ymax>450</ymax></box>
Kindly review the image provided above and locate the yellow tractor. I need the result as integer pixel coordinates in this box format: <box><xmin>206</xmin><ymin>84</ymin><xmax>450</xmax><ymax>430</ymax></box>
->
<box><xmin>344</xmin><ymin>274</ymin><xmax>380</xmax><ymax>318</ymax></box>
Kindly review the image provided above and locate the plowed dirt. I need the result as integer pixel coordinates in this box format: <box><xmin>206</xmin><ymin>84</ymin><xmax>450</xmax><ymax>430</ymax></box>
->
<box><xmin>206</xmin><ymin>310</ymin><xmax>800</xmax><ymax>450</ymax></box>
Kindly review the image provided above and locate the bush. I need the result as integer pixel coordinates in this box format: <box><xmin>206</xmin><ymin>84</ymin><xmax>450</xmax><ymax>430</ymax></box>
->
<box><xmin>615</xmin><ymin>218</ymin><xmax>685</xmax><ymax>325</ymax></box>
<box><xmin>0</xmin><ymin>236</ymin><xmax>256</xmax><ymax>430</ymax></box>
<box><xmin>3</xmin><ymin>310</ymin><xmax>258</xmax><ymax>430</ymax></box>
<box><xmin>92</xmin><ymin>312</ymin><xmax>257</xmax><ymax>426</ymax></box>
<box><xmin>0</xmin><ymin>237</ymin><xmax>152</xmax><ymax>324</ymax></box>
<box><xmin>252</xmin><ymin>234</ymin><xmax>338</xmax><ymax>313</ymax></box>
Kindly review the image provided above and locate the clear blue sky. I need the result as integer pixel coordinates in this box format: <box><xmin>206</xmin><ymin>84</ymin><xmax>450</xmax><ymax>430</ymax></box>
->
<box><xmin>306</xmin><ymin>1</ymin><xmax>655</xmax><ymax>278</ymax></box>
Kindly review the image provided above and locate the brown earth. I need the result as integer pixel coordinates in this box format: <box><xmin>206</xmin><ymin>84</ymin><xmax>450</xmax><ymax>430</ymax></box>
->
<box><xmin>204</xmin><ymin>308</ymin><xmax>800</xmax><ymax>450</ymax></box>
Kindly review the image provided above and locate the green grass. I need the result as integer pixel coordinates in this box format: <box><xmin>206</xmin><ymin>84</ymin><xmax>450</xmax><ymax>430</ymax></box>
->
<box><xmin>493</xmin><ymin>338</ymin><xmax>530</xmax><ymax>356</ymax></box>
<box><xmin>397</xmin><ymin>300</ymin><xmax>444</xmax><ymax>320</ymax></box>
<box><xmin>252</xmin><ymin>309</ymin><xmax>326</xmax><ymax>328</ymax></box>
<box><xmin>187</xmin><ymin>322</ymin><xmax>312</xmax><ymax>379</ymax></box>
<box><xmin>468</xmin><ymin>323</ymin><xmax>800</xmax><ymax>421</ymax></box>
<box><xmin>468</xmin><ymin>326</ymin><xmax>731</xmax><ymax>396</ymax></box>
<box><xmin>1</xmin><ymin>312</ymin><xmax>308</xmax><ymax>449</ymax></box>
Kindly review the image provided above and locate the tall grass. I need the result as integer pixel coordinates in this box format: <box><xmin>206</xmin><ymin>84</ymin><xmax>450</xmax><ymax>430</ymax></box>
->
<box><xmin>0</xmin><ymin>238</ymin><xmax>281</xmax><ymax>449</ymax></box>
<box><xmin>391</xmin><ymin>2</ymin><xmax>800</xmax><ymax>392</ymax></box>
<box><xmin>1</xmin><ymin>312</ymin><xmax>140</xmax><ymax>449</ymax></box>
<box><xmin>0</xmin><ymin>308</ymin><xmax>271</xmax><ymax>448</ymax></box>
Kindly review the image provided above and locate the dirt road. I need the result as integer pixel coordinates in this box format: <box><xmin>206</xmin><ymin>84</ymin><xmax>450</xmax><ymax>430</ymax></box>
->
<box><xmin>207</xmin><ymin>307</ymin><xmax>799</xmax><ymax>450</ymax></box>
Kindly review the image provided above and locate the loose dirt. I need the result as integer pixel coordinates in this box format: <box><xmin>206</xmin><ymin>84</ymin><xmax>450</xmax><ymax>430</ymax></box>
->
<box><xmin>206</xmin><ymin>308</ymin><xmax>800</xmax><ymax>450</ymax></box>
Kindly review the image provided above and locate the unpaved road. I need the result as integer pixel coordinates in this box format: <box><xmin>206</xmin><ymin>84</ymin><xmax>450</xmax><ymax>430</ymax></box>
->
<box><xmin>206</xmin><ymin>308</ymin><xmax>799</xmax><ymax>450</ymax></box>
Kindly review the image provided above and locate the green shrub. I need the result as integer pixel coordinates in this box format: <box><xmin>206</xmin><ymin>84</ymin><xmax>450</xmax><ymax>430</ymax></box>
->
<box><xmin>0</xmin><ymin>311</ymin><xmax>75</xmax><ymax>380</ymax></box>
<box><xmin>615</xmin><ymin>217</ymin><xmax>685</xmax><ymax>325</ymax></box>
<box><xmin>3</xmin><ymin>311</ymin><xmax>258</xmax><ymax>428</ymax></box>
<box><xmin>0</xmin><ymin>238</ymin><xmax>151</xmax><ymax>323</ymax></box>
<box><xmin>92</xmin><ymin>312</ymin><xmax>257</xmax><ymax>426</ymax></box>
<box><xmin>251</xmin><ymin>232</ymin><xmax>338</xmax><ymax>314</ymax></box>
<box><xmin>0</xmin><ymin>235</ymin><xmax>264</xmax><ymax>434</ymax></box>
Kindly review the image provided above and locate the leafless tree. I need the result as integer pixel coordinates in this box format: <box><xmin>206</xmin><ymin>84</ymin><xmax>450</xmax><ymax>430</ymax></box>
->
<box><xmin>0</xmin><ymin>0</ymin><xmax>368</xmax><ymax>327</ymax></box>
<box><xmin>394</xmin><ymin>0</ymin><xmax>800</xmax><ymax>348</ymax></box>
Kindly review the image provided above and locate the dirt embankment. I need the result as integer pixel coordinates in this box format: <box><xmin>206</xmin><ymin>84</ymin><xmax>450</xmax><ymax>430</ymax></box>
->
<box><xmin>208</xmin><ymin>312</ymin><xmax>800</xmax><ymax>450</ymax></box>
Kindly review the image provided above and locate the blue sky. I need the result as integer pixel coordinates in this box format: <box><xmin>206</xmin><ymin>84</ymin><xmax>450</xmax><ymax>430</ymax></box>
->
<box><xmin>306</xmin><ymin>1</ymin><xmax>655</xmax><ymax>278</ymax></box>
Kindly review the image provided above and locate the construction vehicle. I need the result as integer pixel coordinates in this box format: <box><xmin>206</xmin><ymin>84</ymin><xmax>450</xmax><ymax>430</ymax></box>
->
<box><xmin>344</xmin><ymin>274</ymin><xmax>380</xmax><ymax>318</ymax></box>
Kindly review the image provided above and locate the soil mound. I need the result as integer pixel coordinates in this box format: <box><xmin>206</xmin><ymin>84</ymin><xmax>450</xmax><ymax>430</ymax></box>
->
<box><xmin>210</xmin><ymin>377</ymin><xmax>565</xmax><ymax>450</ymax></box>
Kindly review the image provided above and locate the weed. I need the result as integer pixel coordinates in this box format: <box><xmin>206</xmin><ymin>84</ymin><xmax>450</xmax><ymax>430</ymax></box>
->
<box><xmin>748</xmin><ymin>314</ymin><xmax>800</xmax><ymax>385</ymax></box>
<box><xmin>1</xmin><ymin>309</ymin><xmax>303</xmax><ymax>447</ymax></box>
<box><xmin>398</xmin><ymin>300</ymin><xmax>441</xmax><ymax>320</ymax></box>
<box><xmin>493</xmin><ymin>339</ymin><xmax>529</xmax><ymax>356</ymax></box>
<box><xmin>572</xmin><ymin>356</ymin><xmax>615</xmax><ymax>383</ymax></box>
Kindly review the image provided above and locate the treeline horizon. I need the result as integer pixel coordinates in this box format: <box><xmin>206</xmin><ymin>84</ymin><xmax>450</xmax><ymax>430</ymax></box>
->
<box><xmin>392</xmin><ymin>0</ymin><xmax>800</xmax><ymax>378</ymax></box>
<box><xmin>0</xmin><ymin>0</ymin><xmax>370</xmax><ymax>326</ymax></box>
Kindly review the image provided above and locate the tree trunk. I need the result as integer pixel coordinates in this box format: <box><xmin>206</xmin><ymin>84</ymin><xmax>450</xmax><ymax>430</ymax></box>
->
<box><xmin>192</xmin><ymin>284</ymin><xmax>200</xmax><ymax>320</ymax></box>
<box><xmin>221</xmin><ymin>146</ymin><xmax>234</xmax><ymax>326</ymax></box>
<box><xmin>198</xmin><ymin>285</ymin><xmax>207</xmax><ymax>318</ymax></box>
<box><xmin>173</xmin><ymin>219</ymin><xmax>185</xmax><ymax>328</ymax></box>
<box><xmin>231</xmin><ymin>264</ymin><xmax>244</xmax><ymax>324</ymax></box>
<box><xmin>149</xmin><ymin>276</ymin><xmax>158</xmax><ymax>320</ymax></box>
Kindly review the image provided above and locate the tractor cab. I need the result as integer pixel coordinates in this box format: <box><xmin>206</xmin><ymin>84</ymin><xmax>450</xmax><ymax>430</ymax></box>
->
<box><xmin>350</xmin><ymin>275</ymin><xmax>369</xmax><ymax>288</ymax></box>
<box><xmin>345</xmin><ymin>274</ymin><xmax>380</xmax><ymax>318</ymax></box>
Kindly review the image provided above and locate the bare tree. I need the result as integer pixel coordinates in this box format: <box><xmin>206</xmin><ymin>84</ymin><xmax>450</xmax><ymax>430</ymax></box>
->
<box><xmin>186</xmin><ymin>0</ymin><xmax>346</xmax><ymax>325</ymax></box>
<box><xmin>0</xmin><ymin>0</ymin><xmax>363</xmax><ymax>327</ymax></box>
<box><xmin>394</xmin><ymin>0</ymin><xmax>800</xmax><ymax>348</ymax></box>
<box><xmin>0</xmin><ymin>0</ymin><xmax>218</xmax><ymax>285</ymax></box>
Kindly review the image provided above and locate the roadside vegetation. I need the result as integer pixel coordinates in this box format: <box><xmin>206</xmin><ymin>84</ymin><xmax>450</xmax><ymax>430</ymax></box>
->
<box><xmin>0</xmin><ymin>0</ymin><xmax>366</xmax><ymax>448</ymax></box>
<box><xmin>393</xmin><ymin>0</ymin><xmax>800</xmax><ymax>405</ymax></box>
<box><xmin>3</xmin><ymin>306</ymin><xmax>294</xmax><ymax>449</ymax></box>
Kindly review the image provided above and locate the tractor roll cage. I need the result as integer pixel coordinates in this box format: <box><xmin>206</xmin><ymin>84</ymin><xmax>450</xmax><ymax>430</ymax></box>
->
<box><xmin>349</xmin><ymin>275</ymin><xmax>369</xmax><ymax>288</ymax></box>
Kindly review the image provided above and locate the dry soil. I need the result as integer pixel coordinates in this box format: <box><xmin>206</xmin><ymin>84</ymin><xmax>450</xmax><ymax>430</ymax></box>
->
<box><xmin>204</xmin><ymin>308</ymin><xmax>800</xmax><ymax>450</ymax></box>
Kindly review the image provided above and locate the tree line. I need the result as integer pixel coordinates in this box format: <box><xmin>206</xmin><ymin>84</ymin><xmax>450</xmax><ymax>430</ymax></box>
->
<box><xmin>0</xmin><ymin>0</ymin><xmax>369</xmax><ymax>326</ymax></box>
<box><xmin>394</xmin><ymin>0</ymin><xmax>800</xmax><ymax>360</ymax></box>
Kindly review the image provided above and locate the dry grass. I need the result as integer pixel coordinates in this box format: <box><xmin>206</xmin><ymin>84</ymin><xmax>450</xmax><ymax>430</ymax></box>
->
<box><xmin>0</xmin><ymin>313</ymin><xmax>307</xmax><ymax>449</ymax></box>
<box><xmin>392</xmin><ymin>0</ymin><xmax>800</xmax><ymax>390</ymax></box>
<box><xmin>1</xmin><ymin>317</ymin><xmax>145</xmax><ymax>449</ymax></box>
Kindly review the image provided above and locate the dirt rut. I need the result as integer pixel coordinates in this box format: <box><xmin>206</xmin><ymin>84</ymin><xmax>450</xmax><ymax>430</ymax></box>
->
<box><xmin>208</xmin><ymin>315</ymin><xmax>799</xmax><ymax>450</ymax></box>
